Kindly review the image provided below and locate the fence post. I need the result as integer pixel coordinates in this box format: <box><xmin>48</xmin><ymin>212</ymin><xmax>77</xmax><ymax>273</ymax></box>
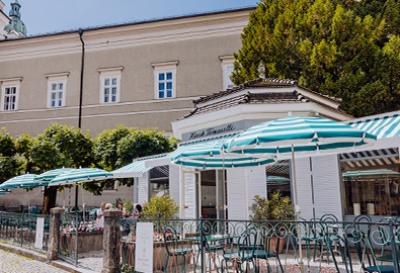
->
<box><xmin>47</xmin><ymin>207</ymin><xmax>64</xmax><ymax>261</ymax></box>
<box><xmin>102</xmin><ymin>209</ymin><xmax>122</xmax><ymax>273</ymax></box>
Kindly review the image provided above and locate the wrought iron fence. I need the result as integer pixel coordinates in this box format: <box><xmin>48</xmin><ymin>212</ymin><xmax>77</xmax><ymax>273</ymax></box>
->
<box><xmin>57</xmin><ymin>211</ymin><xmax>104</xmax><ymax>268</ymax></box>
<box><xmin>0</xmin><ymin>211</ymin><xmax>49</xmax><ymax>252</ymax></box>
<box><xmin>120</xmin><ymin>215</ymin><xmax>400</xmax><ymax>273</ymax></box>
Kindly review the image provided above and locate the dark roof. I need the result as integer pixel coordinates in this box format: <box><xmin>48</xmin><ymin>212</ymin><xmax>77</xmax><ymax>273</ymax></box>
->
<box><xmin>185</xmin><ymin>91</ymin><xmax>311</xmax><ymax>118</ymax></box>
<box><xmin>194</xmin><ymin>78</ymin><xmax>341</xmax><ymax>104</ymax></box>
<box><xmin>0</xmin><ymin>6</ymin><xmax>255</xmax><ymax>43</ymax></box>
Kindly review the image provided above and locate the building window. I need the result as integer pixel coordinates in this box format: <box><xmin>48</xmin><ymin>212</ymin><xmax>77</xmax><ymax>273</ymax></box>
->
<box><xmin>100</xmin><ymin>71</ymin><xmax>121</xmax><ymax>104</ymax></box>
<box><xmin>222</xmin><ymin>61</ymin><xmax>234</xmax><ymax>90</ymax></box>
<box><xmin>157</xmin><ymin>71</ymin><xmax>174</xmax><ymax>99</ymax></box>
<box><xmin>153</xmin><ymin>62</ymin><xmax>177</xmax><ymax>99</ymax></box>
<box><xmin>1</xmin><ymin>82</ymin><xmax>19</xmax><ymax>111</ymax></box>
<box><xmin>48</xmin><ymin>78</ymin><xmax>66</xmax><ymax>108</ymax></box>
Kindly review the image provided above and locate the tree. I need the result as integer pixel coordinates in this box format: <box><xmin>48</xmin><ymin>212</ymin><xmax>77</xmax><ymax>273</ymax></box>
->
<box><xmin>232</xmin><ymin>0</ymin><xmax>400</xmax><ymax>117</ymax></box>
<box><xmin>0</xmin><ymin>129</ymin><xmax>20</xmax><ymax>183</ymax></box>
<box><xmin>117</xmin><ymin>129</ymin><xmax>177</xmax><ymax>167</ymax></box>
<box><xmin>93</xmin><ymin>126</ymin><xmax>134</xmax><ymax>171</ymax></box>
<box><xmin>29</xmin><ymin>124</ymin><xmax>94</xmax><ymax>213</ymax></box>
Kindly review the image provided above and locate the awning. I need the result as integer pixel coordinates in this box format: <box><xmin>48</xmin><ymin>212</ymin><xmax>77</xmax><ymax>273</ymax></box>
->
<box><xmin>112</xmin><ymin>154</ymin><xmax>170</xmax><ymax>178</ymax></box>
<box><xmin>343</xmin><ymin>169</ymin><xmax>400</xmax><ymax>177</ymax></box>
<box><xmin>172</xmin><ymin>134</ymin><xmax>275</xmax><ymax>169</ymax></box>
<box><xmin>349</xmin><ymin>113</ymin><xmax>400</xmax><ymax>139</ymax></box>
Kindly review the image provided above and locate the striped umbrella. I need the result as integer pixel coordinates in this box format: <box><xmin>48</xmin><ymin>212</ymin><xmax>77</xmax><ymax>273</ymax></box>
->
<box><xmin>225</xmin><ymin>116</ymin><xmax>376</xmax><ymax>265</ymax></box>
<box><xmin>171</xmin><ymin>135</ymin><xmax>275</xmax><ymax>169</ymax></box>
<box><xmin>0</xmin><ymin>174</ymin><xmax>39</xmax><ymax>189</ymax></box>
<box><xmin>225</xmin><ymin>116</ymin><xmax>377</xmax><ymax>158</ymax></box>
<box><xmin>49</xmin><ymin>168</ymin><xmax>113</xmax><ymax>186</ymax></box>
<box><xmin>35</xmin><ymin>168</ymin><xmax>75</xmax><ymax>184</ymax></box>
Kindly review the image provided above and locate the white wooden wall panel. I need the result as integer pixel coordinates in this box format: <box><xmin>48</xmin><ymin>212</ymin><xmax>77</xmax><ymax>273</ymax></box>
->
<box><xmin>168</xmin><ymin>164</ymin><xmax>180</xmax><ymax>206</ymax></box>
<box><xmin>247</xmin><ymin>166</ymin><xmax>267</xmax><ymax>208</ymax></box>
<box><xmin>227</xmin><ymin>168</ymin><xmax>248</xmax><ymax>220</ymax></box>
<box><xmin>183</xmin><ymin>172</ymin><xmax>197</xmax><ymax>219</ymax></box>
<box><xmin>227</xmin><ymin>167</ymin><xmax>267</xmax><ymax>220</ymax></box>
<box><xmin>137</xmin><ymin>173</ymin><xmax>149</xmax><ymax>204</ymax></box>
<box><xmin>311</xmin><ymin>154</ymin><xmax>343</xmax><ymax>220</ymax></box>
<box><xmin>293</xmin><ymin>157</ymin><xmax>314</xmax><ymax>220</ymax></box>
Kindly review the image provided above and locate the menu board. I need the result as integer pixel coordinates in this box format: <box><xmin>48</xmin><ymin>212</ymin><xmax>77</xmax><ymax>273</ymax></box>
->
<box><xmin>135</xmin><ymin>222</ymin><xmax>154</xmax><ymax>273</ymax></box>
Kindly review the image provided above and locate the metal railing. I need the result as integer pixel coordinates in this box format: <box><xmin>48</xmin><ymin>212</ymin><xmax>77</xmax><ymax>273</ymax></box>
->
<box><xmin>57</xmin><ymin>211</ymin><xmax>104</xmax><ymax>268</ymax></box>
<box><xmin>0</xmin><ymin>211</ymin><xmax>49</xmax><ymax>252</ymax></box>
<box><xmin>120</xmin><ymin>215</ymin><xmax>400</xmax><ymax>273</ymax></box>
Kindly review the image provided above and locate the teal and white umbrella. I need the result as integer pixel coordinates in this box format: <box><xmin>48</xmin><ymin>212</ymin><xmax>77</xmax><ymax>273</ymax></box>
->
<box><xmin>172</xmin><ymin>135</ymin><xmax>275</xmax><ymax>169</ymax></box>
<box><xmin>35</xmin><ymin>168</ymin><xmax>75</xmax><ymax>184</ymax></box>
<box><xmin>49</xmin><ymin>168</ymin><xmax>113</xmax><ymax>186</ymax></box>
<box><xmin>225</xmin><ymin>116</ymin><xmax>377</xmax><ymax>265</ymax></box>
<box><xmin>0</xmin><ymin>174</ymin><xmax>40</xmax><ymax>189</ymax></box>
<box><xmin>225</xmin><ymin>116</ymin><xmax>377</xmax><ymax>158</ymax></box>
<box><xmin>267</xmin><ymin>175</ymin><xmax>290</xmax><ymax>185</ymax></box>
<box><xmin>343</xmin><ymin>169</ymin><xmax>400</xmax><ymax>178</ymax></box>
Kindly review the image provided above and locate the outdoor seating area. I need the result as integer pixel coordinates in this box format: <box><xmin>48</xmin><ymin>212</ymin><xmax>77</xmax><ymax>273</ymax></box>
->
<box><xmin>119</xmin><ymin>216</ymin><xmax>400</xmax><ymax>273</ymax></box>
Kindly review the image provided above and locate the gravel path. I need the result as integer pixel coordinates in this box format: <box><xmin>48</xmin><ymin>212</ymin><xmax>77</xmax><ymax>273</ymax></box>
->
<box><xmin>0</xmin><ymin>249</ymin><xmax>68</xmax><ymax>273</ymax></box>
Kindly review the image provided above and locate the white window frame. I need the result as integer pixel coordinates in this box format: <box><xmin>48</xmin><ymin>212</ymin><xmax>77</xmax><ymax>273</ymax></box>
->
<box><xmin>1</xmin><ymin>80</ymin><xmax>20</xmax><ymax>112</ymax></box>
<box><xmin>153</xmin><ymin>64</ymin><xmax>177</xmax><ymax>100</ymax></box>
<box><xmin>47</xmin><ymin>76</ymin><xmax>67</xmax><ymax>108</ymax></box>
<box><xmin>99</xmin><ymin>70</ymin><xmax>121</xmax><ymax>104</ymax></box>
<box><xmin>221</xmin><ymin>57</ymin><xmax>235</xmax><ymax>90</ymax></box>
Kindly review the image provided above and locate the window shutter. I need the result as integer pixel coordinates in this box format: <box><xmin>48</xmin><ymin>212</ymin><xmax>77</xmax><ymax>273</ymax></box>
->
<box><xmin>137</xmin><ymin>172</ymin><xmax>149</xmax><ymax>204</ymax></box>
<box><xmin>311</xmin><ymin>154</ymin><xmax>343</xmax><ymax>220</ymax></box>
<box><xmin>183</xmin><ymin>172</ymin><xmax>197</xmax><ymax>219</ymax></box>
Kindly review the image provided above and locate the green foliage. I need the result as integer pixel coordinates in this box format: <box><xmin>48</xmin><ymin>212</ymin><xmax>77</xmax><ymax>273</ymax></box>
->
<box><xmin>117</xmin><ymin>129</ymin><xmax>176</xmax><ymax>167</ymax></box>
<box><xmin>121</xmin><ymin>265</ymin><xmax>136</xmax><ymax>273</ymax></box>
<box><xmin>94</xmin><ymin>126</ymin><xmax>176</xmax><ymax>170</ymax></box>
<box><xmin>93</xmin><ymin>126</ymin><xmax>135</xmax><ymax>170</ymax></box>
<box><xmin>251</xmin><ymin>193</ymin><xmax>295</xmax><ymax>221</ymax></box>
<box><xmin>123</xmin><ymin>200</ymin><xmax>134</xmax><ymax>214</ymax></box>
<box><xmin>142</xmin><ymin>195</ymin><xmax>178</xmax><ymax>221</ymax></box>
<box><xmin>0</xmin><ymin>123</ymin><xmax>172</xmax><ymax>193</ymax></box>
<box><xmin>0</xmin><ymin>129</ymin><xmax>16</xmax><ymax>157</ymax></box>
<box><xmin>29</xmin><ymin>124</ymin><xmax>93</xmax><ymax>173</ymax></box>
<box><xmin>233</xmin><ymin>0</ymin><xmax>400</xmax><ymax>117</ymax></box>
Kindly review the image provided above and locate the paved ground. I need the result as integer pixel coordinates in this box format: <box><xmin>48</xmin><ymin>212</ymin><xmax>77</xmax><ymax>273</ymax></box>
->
<box><xmin>0</xmin><ymin>249</ymin><xmax>68</xmax><ymax>273</ymax></box>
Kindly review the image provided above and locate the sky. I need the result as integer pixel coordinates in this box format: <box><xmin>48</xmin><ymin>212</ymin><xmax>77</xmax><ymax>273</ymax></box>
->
<box><xmin>2</xmin><ymin>0</ymin><xmax>258</xmax><ymax>36</ymax></box>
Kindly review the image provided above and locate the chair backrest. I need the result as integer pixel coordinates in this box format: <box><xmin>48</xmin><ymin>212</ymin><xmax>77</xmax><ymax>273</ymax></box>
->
<box><xmin>237</xmin><ymin>225</ymin><xmax>258</xmax><ymax>258</ymax></box>
<box><xmin>162</xmin><ymin>225</ymin><xmax>180</xmax><ymax>256</ymax></box>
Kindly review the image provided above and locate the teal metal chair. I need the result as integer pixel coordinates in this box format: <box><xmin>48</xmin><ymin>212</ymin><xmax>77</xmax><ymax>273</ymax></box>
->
<box><xmin>220</xmin><ymin>226</ymin><xmax>258</xmax><ymax>273</ymax></box>
<box><xmin>162</xmin><ymin>225</ymin><xmax>194</xmax><ymax>273</ymax></box>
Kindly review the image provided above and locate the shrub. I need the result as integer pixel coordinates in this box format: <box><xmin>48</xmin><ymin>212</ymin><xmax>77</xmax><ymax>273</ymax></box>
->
<box><xmin>142</xmin><ymin>195</ymin><xmax>178</xmax><ymax>221</ymax></box>
<box><xmin>251</xmin><ymin>192</ymin><xmax>295</xmax><ymax>221</ymax></box>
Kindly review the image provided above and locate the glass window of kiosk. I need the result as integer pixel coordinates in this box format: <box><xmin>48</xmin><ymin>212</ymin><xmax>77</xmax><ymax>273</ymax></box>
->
<box><xmin>343</xmin><ymin>169</ymin><xmax>400</xmax><ymax>216</ymax></box>
<box><xmin>149</xmin><ymin>166</ymin><xmax>169</xmax><ymax>198</ymax></box>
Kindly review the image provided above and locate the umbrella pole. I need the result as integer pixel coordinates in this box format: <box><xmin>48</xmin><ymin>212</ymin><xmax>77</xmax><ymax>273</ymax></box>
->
<box><xmin>74</xmin><ymin>185</ymin><xmax>79</xmax><ymax>212</ymax></box>
<box><xmin>309</xmin><ymin>158</ymin><xmax>316</xmax><ymax>220</ymax></box>
<box><xmin>291</xmin><ymin>145</ymin><xmax>304</xmax><ymax>272</ymax></box>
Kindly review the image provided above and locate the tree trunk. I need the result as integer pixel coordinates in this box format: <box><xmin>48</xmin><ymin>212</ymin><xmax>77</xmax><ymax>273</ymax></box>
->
<box><xmin>42</xmin><ymin>187</ymin><xmax>58</xmax><ymax>214</ymax></box>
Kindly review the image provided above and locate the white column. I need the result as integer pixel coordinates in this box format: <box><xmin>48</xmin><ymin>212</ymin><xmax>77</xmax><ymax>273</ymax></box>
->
<box><xmin>137</xmin><ymin>172</ymin><xmax>149</xmax><ymax>204</ymax></box>
<box><xmin>168</xmin><ymin>164</ymin><xmax>180</xmax><ymax>206</ymax></box>
<box><xmin>293</xmin><ymin>154</ymin><xmax>343</xmax><ymax>220</ymax></box>
<box><xmin>227</xmin><ymin>166</ymin><xmax>266</xmax><ymax>220</ymax></box>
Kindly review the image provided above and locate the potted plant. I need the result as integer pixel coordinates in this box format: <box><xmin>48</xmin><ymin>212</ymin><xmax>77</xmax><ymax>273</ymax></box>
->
<box><xmin>250</xmin><ymin>192</ymin><xmax>295</xmax><ymax>252</ymax></box>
